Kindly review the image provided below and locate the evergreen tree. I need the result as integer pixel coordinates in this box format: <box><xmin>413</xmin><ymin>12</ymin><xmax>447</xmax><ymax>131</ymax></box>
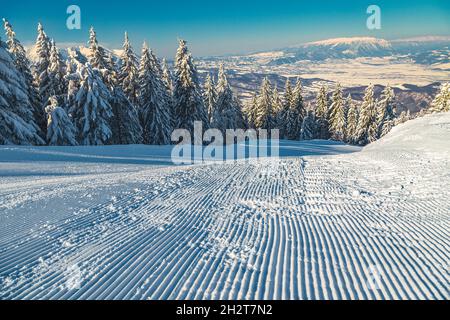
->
<box><xmin>33</xmin><ymin>22</ymin><xmax>52</xmax><ymax>132</ymax></box>
<box><xmin>329</xmin><ymin>83</ymin><xmax>346</xmax><ymax>141</ymax></box>
<box><xmin>245</xmin><ymin>92</ymin><xmax>258</xmax><ymax>129</ymax></box>
<box><xmin>47</xmin><ymin>40</ymin><xmax>66</xmax><ymax>101</ymax></box>
<box><xmin>3</xmin><ymin>18</ymin><xmax>43</xmax><ymax>132</ymax></box>
<box><xmin>212</xmin><ymin>63</ymin><xmax>245</xmax><ymax>131</ymax></box>
<box><xmin>287</xmin><ymin>79</ymin><xmax>306</xmax><ymax>140</ymax></box>
<box><xmin>203</xmin><ymin>73</ymin><xmax>216</xmax><ymax>123</ymax></box>
<box><xmin>254</xmin><ymin>77</ymin><xmax>275</xmax><ymax>131</ymax></box>
<box><xmin>355</xmin><ymin>84</ymin><xmax>377</xmax><ymax>145</ymax></box>
<box><xmin>105</xmin><ymin>51</ymin><xmax>142</xmax><ymax>145</ymax></box>
<box><xmin>161</xmin><ymin>58</ymin><xmax>173</xmax><ymax>94</ymax></box>
<box><xmin>430</xmin><ymin>82</ymin><xmax>450</xmax><ymax>113</ymax></box>
<box><xmin>118</xmin><ymin>32</ymin><xmax>139</xmax><ymax>105</ymax></box>
<box><xmin>377</xmin><ymin>85</ymin><xmax>396</xmax><ymax>138</ymax></box>
<box><xmin>45</xmin><ymin>96</ymin><xmax>77</xmax><ymax>146</ymax></box>
<box><xmin>277</xmin><ymin>78</ymin><xmax>292</xmax><ymax>138</ymax></box>
<box><xmin>271</xmin><ymin>85</ymin><xmax>283</xmax><ymax>123</ymax></box>
<box><xmin>395</xmin><ymin>110</ymin><xmax>410</xmax><ymax>125</ymax></box>
<box><xmin>315</xmin><ymin>85</ymin><xmax>330</xmax><ymax>139</ymax></box>
<box><xmin>110</xmin><ymin>86</ymin><xmax>142</xmax><ymax>145</ymax></box>
<box><xmin>138</xmin><ymin>43</ymin><xmax>172</xmax><ymax>144</ymax></box>
<box><xmin>172</xmin><ymin>39</ymin><xmax>208</xmax><ymax>134</ymax></box>
<box><xmin>69</xmin><ymin>63</ymin><xmax>113</xmax><ymax>145</ymax></box>
<box><xmin>0</xmin><ymin>37</ymin><xmax>44</xmax><ymax>145</ymax></box>
<box><xmin>300</xmin><ymin>110</ymin><xmax>316</xmax><ymax>140</ymax></box>
<box><xmin>344</xmin><ymin>94</ymin><xmax>358</xmax><ymax>144</ymax></box>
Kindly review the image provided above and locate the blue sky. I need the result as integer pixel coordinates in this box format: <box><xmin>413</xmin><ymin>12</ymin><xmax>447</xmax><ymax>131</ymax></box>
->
<box><xmin>2</xmin><ymin>0</ymin><xmax>449</xmax><ymax>57</ymax></box>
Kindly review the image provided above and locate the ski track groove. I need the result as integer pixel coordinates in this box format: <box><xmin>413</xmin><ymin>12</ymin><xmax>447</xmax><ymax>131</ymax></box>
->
<box><xmin>0</xmin><ymin>148</ymin><xmax>449</xmax><ymax>300</ymax></box>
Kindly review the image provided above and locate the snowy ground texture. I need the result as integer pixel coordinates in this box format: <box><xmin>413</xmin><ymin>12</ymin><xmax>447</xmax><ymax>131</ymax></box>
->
<box><xmin>0</xmin><ymin>113</ymin><xmax>449</xmax><ymax>300</ymax></box>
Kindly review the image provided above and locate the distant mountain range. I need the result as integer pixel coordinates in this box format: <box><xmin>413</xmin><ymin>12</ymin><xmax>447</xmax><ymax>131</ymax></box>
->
<box><xmin>263</xmin><ymin>36</ymin><xmax>450</xmax><ymax>65</ymax></box>
<box><xmin>25</xmin><ymin>36</ymin><xmax>450</xmax><ymax>114</ymax></box>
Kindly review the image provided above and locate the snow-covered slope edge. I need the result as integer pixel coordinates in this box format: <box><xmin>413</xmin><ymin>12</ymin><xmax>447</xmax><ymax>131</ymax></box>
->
<box><xmin>364</xmin><ymin>111</ymin><xmax>450</xmax><ymax>153</ymax></box>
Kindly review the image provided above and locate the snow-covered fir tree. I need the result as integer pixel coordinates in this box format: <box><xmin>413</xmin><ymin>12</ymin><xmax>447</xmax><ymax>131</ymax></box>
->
<box><xmin>33</xmin><ymin>22</ymin><xmax>52</xmax><ymax>131</ymax></box>
<box><xmin>329</xmin><ymin>83</ymin><xmax>346</xmax><ymax>141</ymax></box>
<box><xmin>118</xmin><ymin>32</ymin><xmax>139</xmax><ymax>105</ymax></box>
<box><xmin>254</xmin><ymin>77</ymin><xmax>275</xmax><ymax>131</ymax></box>
<box><xmin>377</xmin><ymin>85</ymin><xmax>397</xmax><ymax>138</ymax></box>
<box><xmin>88</xmin><ymin>27</ymin><xmax>110</xmax><ymax>83</ymax></box>
<box><xmin>276</xmin><ymin>78</ymin><xmax>292</xmax><ymax>138</ymax></box>
<box><xmin>0</xmin><ymin>37</ymin><xmax>44</xmax><ymax>145</ymax></box>
<box><xmin>284</xmin><ymin>78</ymin><xmax>305</xmax><ymax>140</ymax></box>
<box><xmin>395</xmin><ymin>110</ymin><xmax>410</xmax><ymax>125</ymax></box>
<box><xmin>203</xmin><ymin>73</ymin><xmax>216</xmax><ymax>123</ymax></box>
<box><xmin>3</xmin><ymin>18</ymin><xmax>43</xmax><ymax>132</ymax></box>
<box><xmin>430</xmin><ymin>82</ymin><xmax>450</xmax><ymax>113</ymax></box>
<box><xmin>172</xmin><ymin>39</ymin><xmax>208</xmax><ymax>134</ymax></box>
<box><xmin>161</xmin><ymin>58</ymin><xmax>173</xmax><ymax>94</ymax></box>
<box><xmin>138</xmin><ymin>43</ymin><xmax>172</xmax><ymax>145</ymax></box>
<box><xmin>344</xmin><ymin>94</ymin><xmax>358</xmax><ymax>144</ymax></box>
<box><xmin>45</xmin><ymin>96</ymin><xmax>77</xmax><ymax>146</ymax></box>
<box><xmin>47</xmin><ymin>40</ymin><xmax>66</xmax><ymax>101</ymax></box>
<box><xmin>110</xmin><ymin>86</ymin><xmax>142</xmax><ymax>145</ymax></box>
<box><xmin>212</xmin><ymin>63</ymin><xmax>245</xmax><ymax>132</ymax></box>
<box><xmin>271</xmin><ymin>85</ymin><xmax>283</xmax><ymax>122</ymax></box>
<box><xmin>315</xmin><ymin>85</ymin><xmax>330</xmax><ymax>140</ymax></box>
<box><xmin>245</xmin><ymin>92</ymin><xmax>258</xmax><ymax>129</ymax></box>
<box><xmin>69</xmin><ymin>63</ymin><xmax>113</xmax><ymax>145</ymax></box>
<box><xmin>355</xmin><ymin>84</ymin><xmax>377</xmax><ymax>145</ymax></box>
<box><xmin>105</xmin><ymin>51</ymin><xmax>142</xmax><ymax>145</ymax></box>
<box><xmin>300</xmin><ymin>110</ymin><xmax>316</xmax><ymax>140</ymax></box>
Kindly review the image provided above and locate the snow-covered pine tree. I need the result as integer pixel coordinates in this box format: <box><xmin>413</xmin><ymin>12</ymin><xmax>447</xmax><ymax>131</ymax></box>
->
<box><xmin>212</xmin><ymin>63</ymin><xmax>245</xmax><ymax>132</ymax></box>
<box><xmin>110</xmin><ymin>86</ymin><xmax>142</xmax><ymax>145</ymax></box>
<box><xmin>161</xmin><ymin>58</ymin><xmax>173</xmax><ymax>94</ymax></box>
<box><xmin>430</xmin><ymin>82</ymin><xmax>450</xmax><ymax>113</ymax></box>
<box><xmin>33</xmin><ymin>22</ymin><xmax>51</xmax><ymax>132</ymax></box>
<box><xmin>254</xmin><ymin>77</ymin><xmax>275</xmax><ymax>131</ymax></box>
<box><xmin>395</xmin><ymin>110</ymin><xmax>410</xmax><ymax>125</ymax></box>
<box><xmin>47</xmin><ymin>40</ymin><xmax>66</xmax><ymax>101</ymax></box>
<box><xmin>88</xmin><ymin>27</ymin><xmax>109</xmax><ymax>73</ymax></box>
<box><xmin>355</xmin><ymin>84</ymin><xmax>377</xmax><ymax>145</ymax></box>
<box><xmin>45</xmin><ymin>96</ymin><xmax>77</xmax><ymax>146</ymax></box>
<box><xmin>300</xmin><ymin>110</ymin><xmax>316</xmax><ymax>140</ymax></box>
<box><xmin>3</xmin><ymin>18</ymin><xmax>43</xmax><ymax>132</ymax></box>
<box><xmin>284</xmin><ymin>78</ymin><xmax>305</xmax><ymax>140</ymax></box>
<box><xmin>70</xmin><ymin>63</ymin><xmax>113</xmax><ymax>145</ymax></box>
<box><xmin>315</xmin><ymin>84</ymin><xmax>330</xmax><ymax>140</ymax></box>
<box><xmin>118</xmin><ymin>32</ymin><xmax>139</xmax><ymax>105</ymax></box>
<box><xmin>138</xmin><ymin>43</ymin><xmax>172</xmax><ymax>145</ymax></box>
<box><xmin>344</xmin><ymin>94</ymin><xmax>358</xmax><ymax>144</ymax></box>
<box><xmin>203</xmin><ymin>73</ymin><xmax>216</xmax><ymax>123</ymax></box>
<box><xmin>271</xmin><ymin>85</ymin><xmax>283</xmax><ymax>126</ymax></box>
<box><xmin>276</xmin><ymin>78</ymin><xmax>292</xmax><ymax>138</ymax></box>
<box><xmin>377</xmin><ymin>85</ymin><xmax>397</xmax><ymax>138</ymax></box>
<box><xmin>104</xmin><ymin>51</ymin><xmax>142</xmax><ymax>145</ymax></box>
<box><xmin>172</xmin><ymin>39</ymin><xmax>208</xmax><ymax>134</ymax></box>
<box><xmin>329</xmin><ymin>83</ymin><xmax>346</xmax><ymax>141</ymax></box>
<box><xmin>245</xmin><ymin>92</ymin><xmax>258</xmax><ymax>129</ymax></box>
<box><xmin>0</xmin><ymin>37</ymin><xmax>44</xmax><ymax>145</ymax></box>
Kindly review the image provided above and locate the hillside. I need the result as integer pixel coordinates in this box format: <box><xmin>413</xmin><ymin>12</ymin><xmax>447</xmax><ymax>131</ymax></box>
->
<box><xmin>0</xmin><ymin>113</ymin><xmax>449</xmax><ymax>300</ymax></box>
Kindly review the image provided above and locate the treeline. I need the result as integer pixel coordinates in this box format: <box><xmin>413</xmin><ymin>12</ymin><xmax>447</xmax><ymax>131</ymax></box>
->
<box><xmin>0</xmin><ymin>20</ymin><xmax>449</xmax><ymax>146</ymax></box>
<box><xmin>246</xmin><ymin>78</ymin><xmax>450</xmax><ymax>145</ymax></box>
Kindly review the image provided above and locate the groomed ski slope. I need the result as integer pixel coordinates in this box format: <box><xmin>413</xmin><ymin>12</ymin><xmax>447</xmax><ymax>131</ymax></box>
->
<box><xmin>0</xmin><ymin>113</ymin><xmax>449</xmax><ymax>300</ymax></box>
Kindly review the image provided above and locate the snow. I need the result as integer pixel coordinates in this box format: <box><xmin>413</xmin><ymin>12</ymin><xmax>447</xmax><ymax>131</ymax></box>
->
<box><xmin>0</xmin><ymin>113</ymin><xmax>449</xmax><ymax>300</ymax></box>
<box><xmin>306</xmin><ymin>37</ymin><xmax>392</xmax><ymax>49</ymax></box>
